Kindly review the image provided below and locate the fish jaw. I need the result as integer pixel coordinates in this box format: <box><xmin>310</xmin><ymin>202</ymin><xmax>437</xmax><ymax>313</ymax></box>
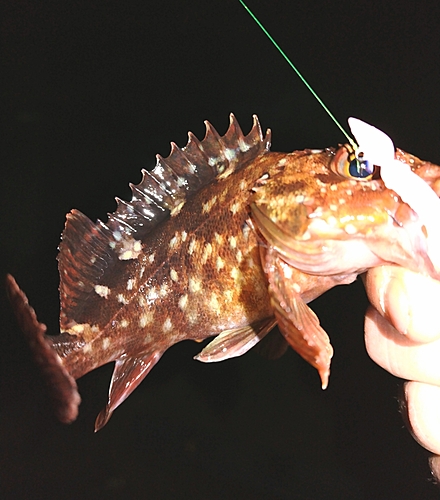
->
<box><xmin>251</xmin><ymin>149</ymin><xmax>439</xmax><ymax>279</ymax></box>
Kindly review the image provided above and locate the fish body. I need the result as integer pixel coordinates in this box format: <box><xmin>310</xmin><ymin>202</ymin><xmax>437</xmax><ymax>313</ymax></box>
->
<box><xmin>7</xmin><ymin>115</ymin><xmax>440</xmax><ymax>430</ymax></box>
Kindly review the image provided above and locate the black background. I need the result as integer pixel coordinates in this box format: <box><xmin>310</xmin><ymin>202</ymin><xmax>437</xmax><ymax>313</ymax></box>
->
<box><xmin>2</xmin><ymin>0</ymin><xmax>440</xmax><ymax>498</ymax></box>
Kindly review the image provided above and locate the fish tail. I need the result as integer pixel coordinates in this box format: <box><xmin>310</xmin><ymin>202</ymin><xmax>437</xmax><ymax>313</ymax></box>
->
<box><xmin>5</xmin><ymin>274</ymin><xmax>81</xmax><ymax>424</ymax></box>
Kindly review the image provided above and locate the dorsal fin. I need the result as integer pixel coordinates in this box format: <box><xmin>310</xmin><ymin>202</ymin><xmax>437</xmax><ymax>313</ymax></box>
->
<box><xmin>106</xmin><ymin>114</ymin><xmax>271</xmax><ymax>238</ymax></box>
<box><xmin>57</xmin><ymin>115</ymin><xmax>271</xmax><ymax>328</ymax></box>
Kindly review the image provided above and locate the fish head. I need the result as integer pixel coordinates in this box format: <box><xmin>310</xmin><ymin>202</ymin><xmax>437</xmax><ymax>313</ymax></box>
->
<box><xmin>251</xmin><ymin>145</ymin><xmax>440</xmax><ymax>278</ymax></box>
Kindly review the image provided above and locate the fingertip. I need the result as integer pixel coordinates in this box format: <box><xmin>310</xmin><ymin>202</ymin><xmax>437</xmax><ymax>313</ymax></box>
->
<box><xmin>405</xmin><ymin>381</ymin><xmax>440</xmax><ymax>455</ymax></box>
<box><xmin>429</xmin><ymin>455</ymin><xmax>440</xmax><ymax>485</ymax></box>
<box><xmin>365</xmin><ymin>267</ymin><xmax>440</xmax><ymax>342</ymax></box>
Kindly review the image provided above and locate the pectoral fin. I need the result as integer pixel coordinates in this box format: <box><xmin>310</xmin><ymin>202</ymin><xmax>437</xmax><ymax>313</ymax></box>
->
<box><xmin>264</xmin><ymin>250</ymin><xmax>333</xmax><ymax>388</ymax></box>
<box><xmin>194</xmin><ymin>318</ymin><xmax>277</xmax><ymax>363</ymax></box>
<box><xmin>95</xmin><ymin>351</ymin><xmax>162</xmax><ymax>431</ymax></box>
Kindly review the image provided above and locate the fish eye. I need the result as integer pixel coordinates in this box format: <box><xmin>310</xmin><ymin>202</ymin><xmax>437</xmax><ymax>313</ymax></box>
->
<box><xmin>331</xmin><ymin>145</ymin><xmax>376</xmax><ymax>181</ymax></box>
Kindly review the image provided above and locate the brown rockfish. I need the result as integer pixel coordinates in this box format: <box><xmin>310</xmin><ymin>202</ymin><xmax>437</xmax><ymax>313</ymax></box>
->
<box><xmin>7</xmin><ymin>114</ymin><xmax>440</xmax><ymax>430</ymax></box>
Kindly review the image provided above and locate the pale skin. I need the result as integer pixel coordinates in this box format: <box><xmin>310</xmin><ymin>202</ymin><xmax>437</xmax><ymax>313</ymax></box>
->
<box><xmin>364</xmin><ymin>265</ymin><xmax>440</xmax><ymax>481</ymax></box>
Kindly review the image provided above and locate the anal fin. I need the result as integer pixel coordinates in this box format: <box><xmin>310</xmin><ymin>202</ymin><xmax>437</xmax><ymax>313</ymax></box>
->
<box><xmin>95</xmin><ymin>351</ymin><xmax>162</xmax><ymax>431</ymax></box>
<box><xmin>194</xmin><ymin>318</ymin><xmax>276</xmax><ymax>363</ymax></box>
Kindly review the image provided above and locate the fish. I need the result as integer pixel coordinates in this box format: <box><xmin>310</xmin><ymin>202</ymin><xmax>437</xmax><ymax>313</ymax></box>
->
<box><xmin>6</xmin><ymin>114</ymin><xmax>440</xmax><ymax>431</ymax></box>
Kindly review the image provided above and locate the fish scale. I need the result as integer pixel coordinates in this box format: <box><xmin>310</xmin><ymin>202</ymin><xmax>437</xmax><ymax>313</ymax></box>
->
<box><xmin>7</xmin><ymin>114</ymin><xmax>440</xmax><ymax>430</ymax></box>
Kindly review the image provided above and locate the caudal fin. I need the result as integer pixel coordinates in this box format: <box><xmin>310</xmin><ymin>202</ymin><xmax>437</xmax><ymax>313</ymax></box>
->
<box><xmin>6</xmin><ymin>274</ymin><xmax>81</xmax><ymax>424</ymax></box>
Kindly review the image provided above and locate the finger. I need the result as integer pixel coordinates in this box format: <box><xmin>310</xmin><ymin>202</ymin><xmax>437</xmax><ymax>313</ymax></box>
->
<box><xmin>364</xmin><ymin>307</ymin><xmax>440</xmax><ymax>385</ymax></box>
<box><xmin>404</xmin><ymin>381</ymin><xmax>440</xmax><ymax>455</ymax></box>
<box><xmin>365</xmin><ymin>266</ymin><xmax>440</xmax><ymax>343</ymax></box>
<box><xmin>429</xmin><ymin>455</ymin><xmax>440</xmax><ymax>484</ymax></box>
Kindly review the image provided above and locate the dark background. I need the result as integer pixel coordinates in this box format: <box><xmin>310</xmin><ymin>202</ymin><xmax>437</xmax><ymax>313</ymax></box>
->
<box><xmin>2</xmin><ymin>0</ymin><xmax>440</xmax><ymax>498</ymax></box>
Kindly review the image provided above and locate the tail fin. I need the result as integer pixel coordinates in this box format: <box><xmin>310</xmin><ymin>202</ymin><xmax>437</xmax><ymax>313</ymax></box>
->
<box><xmin>6</xmin><ymin>274</ymin><xmax>81</xmax><ymax>424</ymax></box>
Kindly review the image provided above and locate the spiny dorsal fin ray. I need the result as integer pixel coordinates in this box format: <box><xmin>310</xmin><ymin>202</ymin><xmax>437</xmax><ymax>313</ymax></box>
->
<box><xmin>106</xmin><ymin>114</ymin><xmax>271</xmax><ymax>238</ymax></box>
<box><xmin>58</xmin><ymin>115</ymin><xmax>270</xmax><ymax>327</ymax></box>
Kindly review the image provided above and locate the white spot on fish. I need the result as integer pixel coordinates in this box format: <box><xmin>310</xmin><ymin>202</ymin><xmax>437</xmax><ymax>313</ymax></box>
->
<box><xmin>344</xmin><ymin>223</ymin><xmax>358</xmax><ymax>234</ymax></box>
<box><xmin>201</xmin><ymin>242</ymin><xmax>213</xmax><ymax>264</ymax></box>
<box><xmin>178</xmin><ymin>294</ymin><xmax>188</xmax><ymax>311</ymax></box>
<box><xmin>162</xmin><ymin>317</ymin><xmax>173</xmax><ymax>332</ymax></box>
<box><xmin>238</xmin><ymin>138</ymin><xmax>250</xmax><ymax>152</ymax></box>
<box><xmin>187</xmin><ymin>310</ymin><xmax>198</xmax><ymax>325</ymax></box>
<box><xmin>70</xmin><ymin>324</ymin><xmax>86</xmax><ymax>334</ymax></box>
<box><xmin>94</xmin><ymin>285</ymin><xmax>110</xmax><ymax>298</ymax></box>
<box><xmin>117</xmin><ymin>293</ymin><xmax>129</xmax><ymax>305</ymax></box>
<box><xmin>139</xmin><ymin>312</ymin><xmax>153</xmax><ymax>328</ymax></box>
<box><xmin>170</xmin><ymin>201</ymin><xmax>185</xmax><ymax>216</ymax></box>
<box><xmin>327</xmin><ymin>217</ymin><xmax>337</xmax><ymax>227</ymax></box>
<box><xmin>283</xmin><ymin>266</ymin><xmax>293</xmax><ymax>279</ymax></box>
<box><xmin>209</xmin><ymin>293</ymin><xmax>220</xmax><ymax>311</ymax></box>
<box><xmin>230</xmin><ymin>201</ymin><xmax>241</xmax><ymax>215</ymax></box>
<box><xmin>278</xmin><ymin>158</ymin><xmax>287</xmax><ymax>166</ymax></box>
<box><xmin>102</xmin><ymin>338</ymin><xmax>110</xmax><ymax>350</ymax></box>
<box><xmin>148</xmin><ymin>253</ymin><xmax>155</xmax><ymax>264</ymax></box>
<box><xmin>292</xmin><ymin>283</ymin><xmax>301</xmax><ymax>294</ymax></box>
<box><xmin>121</xmin><ymin>319</ymin><xmax>129</xmax><ymax>328</ymax></box>
<box><xmin>127</xmin><ymin>279</ymin><xmax>135</xmax><ymax>290</ymax></box>
<box><xmin>181</xmin><ymin>231</ymin><xmax>188</xmax><ymax>242</ymax></box>
<box><xmin>83</xmin><ymin>343</ymin><xmax>92</xmax><ymax>354</ymax></box>
<box><xmin>188</xmin><ymin>238</ymin><xmax>198</xmax><ymax>256</ymax></box>
<box><xmin>159</xmin><ymin>283</ymin><xmax>169</xmax><ymax>298</ymax></box>
<box><xmin>214</xmin><ymin>232</ymin><xmax>224</xmax><ymax>245</ymax></box>
<box><xmin>229</xmin><ymin>235</ymin><xmax>237</xmax><ymax>249</ymax></box>
<box><xmin>216</xmin><ymin>256</ymin><xmax>225</xmax><ymax>271</ymax></box>
<box><xmin>147</xmin><ymin>287</ymin><xmax>158</xmax><ymax>301</ymax></box>
<box><xmin>169</xmin><ymin>234</ymin><xmax>179</xmax><ymax>249</ymax></box>
<box><xmin>189</xmin><ymin>277</ymin><xmax>202</xmax><ymax>293</ymax></box>
<box><xmin>119</xmin><ymin>238</ymin><xmax>143</xmax><ymax>261</ymax></box>
<box><xmin>230</xmin><ymin>267</ymin><xmax>241</xmax><ymax>281</ymax></box>
<box><xmin>224</xmin><ymin>148</ymin><xmax>236</xmax><ymax>161</ymax></box>
<box><xmin>203</xmin><ymin>195</ymin><xmax>217</xmax><ymax>214</ymax></box>
<box><xmin>170</xmin><ymin>269</ymin><xmax>178</xmax><ymax>282</ymax></box>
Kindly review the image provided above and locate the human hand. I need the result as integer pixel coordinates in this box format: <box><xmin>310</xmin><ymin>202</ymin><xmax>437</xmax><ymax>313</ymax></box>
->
<box><xmin>364</xmin><ymin>265</ymin><xmax>440</xmax><ymax>482</ymax></box>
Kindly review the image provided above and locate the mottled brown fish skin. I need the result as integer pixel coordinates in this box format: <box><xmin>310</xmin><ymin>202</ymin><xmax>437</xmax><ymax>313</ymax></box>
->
<box><xmin>59</xmin><ymin>152</ymin><xmax>294</xmax><ymax>379</ymax></box>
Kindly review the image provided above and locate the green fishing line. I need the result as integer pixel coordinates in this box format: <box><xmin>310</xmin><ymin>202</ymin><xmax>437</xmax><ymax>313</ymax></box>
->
<box><xmin>239</xmin><ymin>0</ymin><xmax>357</xmax><ymax>149</ymax></box>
